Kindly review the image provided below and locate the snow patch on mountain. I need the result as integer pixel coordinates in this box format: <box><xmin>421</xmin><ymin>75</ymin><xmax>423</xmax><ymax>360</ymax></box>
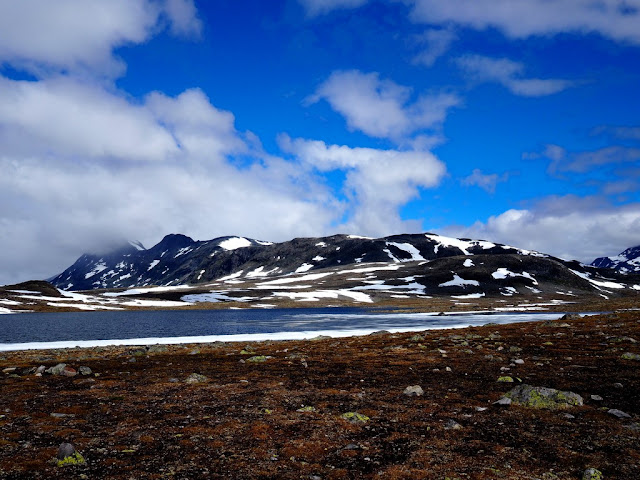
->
<box><xmin>439</xmin><ymin>274</ymin><xmax>480</xmax><ymax>288</ymax></box>
<box><xmin>219</xmin><ymin>237</ymin><xmax>252</xmax><ymax>250</ymax></box>
<box><xmin>386</xmin><ymin>242</ymin><xmax>425</xmax><ymax>261</ymax></box>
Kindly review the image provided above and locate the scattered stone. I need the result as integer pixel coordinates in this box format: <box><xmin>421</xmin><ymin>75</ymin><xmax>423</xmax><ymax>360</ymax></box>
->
<box><xmin>45</xmin><ymin>363</ymin><xmax>67</xmax><ymax>375</ymax></box>
<box><xmin>621</xmin><ymin>352</ymin><xmax>640</xmax><ymax>361</ymax></box>
<box><xmin>445</xmin><ymin>367</ymin><xmax>452</xmax><ymax>372</ymax></box>
<box><xmin>561</xmin><ymin>413</ymin><xmax>575</xmax><ymax>419</ymax></box>
<box><xmin>514</xmin><ymin>359</ymin><xmax>525</xmax><ymax>365</ymax></box>
<box><xmin>613</xmin><ymin>383</ymin><xmax>624</xmax><ymax>389</ymax></box>
<box><xmin>607</xmin><ymin>408</ymin><xmax>631</xmax><ymax>419</ymax></box>
<box><xmin>51</xmin><ymin>413</ymin><xmax>74</xmax><ymax>418</ymax></box>
<box><xmin>493</xmin><ymin>397</ymin><xmax>512</xmax><ymax>407</ymax></box>
<box><xmin>147</xmin><ymin>345</ymin><xmax>168</xmax><ymax>354</ymax></box>
<box><xmin>582</xmin><ymin>468</ymin><xmax>603</xmax><ymax>480</ymax></box>
<box><xmin>240</xmin><ymin>345</ymin><xmax>256</xmax><ymax>355</ymax></box>
<box><xmin>475</xmin><ymin>406</ymin><xmax>488</xmax><ymax>412</ymax></box>
<box><xmin>78</xmin><ymin>366</ymin><xmax>92</xmax><ymax>376</ymax></box>
<box><xmin>35</xmin><ymin>365</ymin><xmax>46</xmax><ymax>374</ymax></box>
<box><xmin>340</xmin><ymin>412</ymin><xmax>370</xmax><ymax>424</ymax></box>
<box><xmin>444</xmin><ymin>419</ymin><xmax>462</xmax><ymax>430</ymax></box>
<box><xmin>296</xmin><ymin>406</ymin><xmax>316</xmax><ymax>412</ymax></box>
<box><xmin>503</xmin><ymin>384</ymin><xmax>583</xmax><ymax>409</ymax></box>
<box><xmin>185</xmin><ymin>373</ymin><xmax>208</xmax><ymax>384</ymax></box>
<box><xmin>409</xmin><ymin>334</ymin><xmax>424</xmax><ymax>342</ymax></box>
<box><xmin>590</xmin><ymin>394</ymin><xmax>603</xmax><ymax>402</ymax></box>
<box><xmin>497</xmin><ymin>376</ymin><xmax>514</xmax><ymax>383</ymax></box>
<box><xmin>2</xmin><ymin>367</ymin><xmax>16</xmax><ymax>374</ymax></box>
<box><xmin>560</xmin><ymin>313</ymin><xmax>581</xmax><ymax>321</ymax></box>
<box><xmin>60</xmin><ymin>366</ymin><xmax>77</xmax><ymax>377</ymax></box>
<box><xmin>246</xmin><ymin>355</ymin><xmax>271</xmax><ymax>363</ymax></box>
<box><xmin>56</xmin><ymin>442</ymin><xmax>85</xmax><ymax>467</ymax></box>
<box><xmin>403</xmin><ymin>385</ymin><xmax>424</xmax><ymax>396</ymax></box>
<box><xmin>369</xmin><ymin>330</ymin><xmax>390</xmax><ymax>336</ymax></box>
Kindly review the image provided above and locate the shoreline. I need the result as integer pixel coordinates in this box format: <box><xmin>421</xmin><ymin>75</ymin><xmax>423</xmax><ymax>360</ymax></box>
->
<box><xmin>0</xmin><ymin>310</ymin><xmax>572</xmax><ymax>352</ymax></box>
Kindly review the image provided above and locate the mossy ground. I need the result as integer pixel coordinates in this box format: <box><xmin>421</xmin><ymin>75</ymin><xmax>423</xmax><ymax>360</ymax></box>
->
<box><xmin>0</xmin><ymin>312</ymin><xmax>639</xmax><ymax>479</ymax></box>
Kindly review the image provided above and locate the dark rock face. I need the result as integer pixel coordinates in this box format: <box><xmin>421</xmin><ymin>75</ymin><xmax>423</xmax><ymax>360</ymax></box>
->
<box><xmin>593</xmin><ymin>245</ymin><xmax>640</xmax><ymax>273</ymax></box>
<box><xmin>49</xmin><ymin>232</ymin><xmax>635</xmax><ymax>296</ymax></box>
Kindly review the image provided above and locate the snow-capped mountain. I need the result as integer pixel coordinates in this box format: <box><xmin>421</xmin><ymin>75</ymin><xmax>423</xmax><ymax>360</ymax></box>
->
<box><xmin>50</xmin><ymin>233</ymin><xmax>543</xmax><ymax>291</ymax></box>
<box><xmin>48</xmin><ymin>232</ymin><xmax>640</xmax><ymax>302</ymax></box>
<box><xmin>592</xmin><ymin>245</ymin><xmax>640</xmax><ymax>274</ymax></box>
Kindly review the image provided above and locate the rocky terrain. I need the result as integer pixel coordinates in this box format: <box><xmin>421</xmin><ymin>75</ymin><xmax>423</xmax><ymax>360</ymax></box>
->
<box><xmin>1</xmin><ymin>312</ymin><xmax>639</xmax><ymax>479</ymax></box>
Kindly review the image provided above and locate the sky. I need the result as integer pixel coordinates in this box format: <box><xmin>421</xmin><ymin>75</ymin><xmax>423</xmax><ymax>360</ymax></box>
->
<box><xmin>1</xmin><ymin>0</ymin><xmax>640</xmax><ymax>286</ymax></box>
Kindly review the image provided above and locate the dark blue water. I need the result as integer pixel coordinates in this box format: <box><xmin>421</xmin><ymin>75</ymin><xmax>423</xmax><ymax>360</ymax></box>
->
<box><xmin>0</xmin><ymin>308</ymin><xmax>561</xmax><ymax>347</ymax></box>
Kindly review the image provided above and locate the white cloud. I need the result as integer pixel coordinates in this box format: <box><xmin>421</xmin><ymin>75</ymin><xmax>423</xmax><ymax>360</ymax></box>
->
<box><xmin>0</xmin><ymin>76</ymin><xmax>179</xmax><ymax>162</ymax></box>
<box><xmin>0</xmin><ymin>81</ymin><xmax>346</xmax><ymax>285</ymax></box>
<box><xmin>456</xmin><ymin>55</ymin><xmax>572</xmax><ymax>96</ymax></box>
<box><xmin>461</xmin><ymin>169</ymin><xmax>508</xmax><ymax>193</ymax></box>
<box><xmin>443</xmin><ymin>196</ymin><xmax>640</xmax><ymax>263</ymax></box>
<box><xmin>412</xmin><ymin>28</ymin><xmax>457</xmax><ymax>67</ymax></box>
<box><xmin>308</xmin><ymin>70</ymin><xmax>460</xmax><ymax>139</ymax></box>
<box><xmin>163</xmin><ymin>0</ymin><xmax>203</xmax><ymax>37</ymax></box>
<box><xmin>0</xmin><ymin>0</ymin><xmax>201</xmax><ymax>77</ymax></box>
<box><xmin>279</xmin><ymin>135</ymin><xmax>447</xmax><ymax>236</ymax></box>
<box><xmin>298</xmin><ymin>0</ymin><xmax>368</xmax><ymax>16</ymax></box>
<box><xmin>406</xmin><ymin>0</ymin><xmax>640</xmax><ymax>45</ymax></box>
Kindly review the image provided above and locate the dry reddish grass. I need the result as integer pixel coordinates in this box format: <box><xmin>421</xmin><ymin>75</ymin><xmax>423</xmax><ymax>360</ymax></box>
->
<box><xmin>0</xmin><ymin>312</ymin><xmax>639</xmax><ymax>479</ymax></box>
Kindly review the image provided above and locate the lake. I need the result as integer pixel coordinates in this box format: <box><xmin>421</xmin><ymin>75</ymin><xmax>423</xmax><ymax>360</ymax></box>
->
<box><xmin>0</xmin><ymin>307</ymin><xmax>566</xmax><ymax>351</ymax></box>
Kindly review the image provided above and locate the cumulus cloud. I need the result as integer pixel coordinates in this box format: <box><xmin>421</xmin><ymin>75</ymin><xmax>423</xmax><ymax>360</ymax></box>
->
<box><xmin>298</xmin><ymin>0</ymin><xmax>368</xmax><ymax>16</ymax></box>
<box><xmin>406</xmin><ymin>0</ymin><xmax>640</xmax><ymax>45</ymax></box>
<box><xmin>307</xmin><ymin>70</ymin><xmax>460</xmax><ymax>139</ymax></box>
<box><xmin>443</xmin><ymin>196</ymin><xmax>640</xmax><ymax>263</ymax></box>
<box><xmin>461</xmin><ymin>169</ymin><xmax>508</xmax><ymax>194</ymax></box>
<box><xmin>456</xmin><ymin>55</ymin><xmax>572</xmax><ymax>96</ymax></box>
<box><xmin>0</xmin><ymin>76</ymin><xmax>179</xmax><ymax>161</ymax></box>
<box><xmin>0</xmin><ymin>0</ymin><xmax>201</xmax><ymax>77</ymax></box>
<box><xmin>279</xmin><ymin>135</ymin><xmax>447</xmax><ymax>235</ymax></box>
<box><xmin>0</xmin><ymin>87</ymin><xmax>342</xmax><ymax>285</ymax></box>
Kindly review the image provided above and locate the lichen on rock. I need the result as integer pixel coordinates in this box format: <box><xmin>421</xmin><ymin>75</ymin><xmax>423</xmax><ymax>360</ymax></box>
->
<box><xmin>340</xmin><ymin>412</ymin><xmax>370</xmax><ymax>424</ymax></box>
<box><xmin>503</xmin><ymin>384</ymin><xmax>583</xmax><ymax>409</ymax></box>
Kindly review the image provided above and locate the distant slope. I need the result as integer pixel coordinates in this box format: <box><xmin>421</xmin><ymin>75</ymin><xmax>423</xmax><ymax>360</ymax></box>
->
<box><xmin>592</xmin><ymin>245</ymin><xmax>640</xmax><ymax>274</ymax></box>
<box><xmin>50</xmin><ymin>233</ymin><xmax>544</xmax><ymax>291</ymax></box>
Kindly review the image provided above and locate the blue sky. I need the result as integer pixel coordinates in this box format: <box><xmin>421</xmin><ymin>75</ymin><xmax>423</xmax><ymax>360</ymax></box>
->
<box><xmin>1</xmin><ymin>0</ymin><xmax>640</xmax><ymax>285</ymax></box>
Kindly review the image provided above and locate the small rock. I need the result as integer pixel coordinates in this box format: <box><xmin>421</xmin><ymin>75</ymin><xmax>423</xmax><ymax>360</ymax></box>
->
<box><xmin>185</xmin><ymin>373</ymin><xmax>208</xmax><ymax>384</ymax></box>
<box><xmin>561</xmin><ymin>413</ymin><xmax>575</xmax><ymax>419</ymax></box>
<box><xmin>608</xmin><ymin>408</ymin><xmax>631</xmax><ymax>419</ymax></box>
<box><xmin>340</xmin><ymin>412</ymin><xmax>369</xmax><ymax>424</ymax></box>
<box><xmin>78</xmin><ymin>366</ymin><xmax>92</xmax><ymax>376</ymax></box>
<box><xmin>45</xmin><ymin>363</ymin><xmax>67</xmax><ymax>375</ymax></box>
<box><xmin>35</xmin><ymin>365</ymin><xmax>46</xmax><ymax>374</ymax></box>
<box><xmin>296</xmin><ymin>406</ymin><xmax>316</xmax><ymax>412</ymax></box>
<box><xmin>403</xmin><ymin>385</ymin><xmax>424</xmax><ymax>396</ymax></box>
<box><xmin>147</xmin><ymin>344</ymin><xmax>168</xmax><ymax>354</ymax></box>
<box><xmin>444</xmin><ymin>419</ymin><xmax>462</xmax><ymax>430</ymax></box>
<box><xmin>497</xmin><ymin>376</ymin><xmax>514</xmax><ymax>383</ymax></box>
<box><xmin>582</xmin><ymin>468</ymin><xmax>603</xmax><ymax>480</ymax></box>
<box><xmin>445</xmin><ymin>366</ymin><xmax>452</xmax><ymax>372</ymax></box>
<box><xmin>60</xmin><ymin>366</ymin><xmax>77</xmax><ymax>377</ymax></box>
<box><xmin>560</xmin><ymin>313</ymin><xmax>581</xmax><ymax>321</ymax></box>
<box><xmin>613</xmin><ymin>383</ymin><xmax>624</xmax><ymax>389</ymax></box>
<box><xmin>514</xmin><ymin>359</ymin><xmax>525</xmax><ymax>365</ymax></box>
<box><xmin>246</xmin><ymin>355</ymin><xmax>271</xmax><ymax>363</ymax></box>
<box><xmin>475</xmin><ymin>406</ymin><xmax>488</xmax><ymax>412</ymax></box>
<box><xmin>57</xmin><ymin>443</ymin><xmax>76</xmax><ymax>460</ymax></box>
<box><xmin>494</xmin><ymin>397</ymin><xmax>512</xmax><ymax>406</ymax></box>
<box><xmin>590</xmin><ymin>394</ymin><xmax>603</xmax><ymax>402</ymax></box>
<box><xmin>621</xmin><ymin>352</ymin><xmax>640</xmax><ymax>361</ymax></box>
<box><xmin>2</xmin><ymin>367</ymin><xmax>17</xmax><ymax>374</ymax></box>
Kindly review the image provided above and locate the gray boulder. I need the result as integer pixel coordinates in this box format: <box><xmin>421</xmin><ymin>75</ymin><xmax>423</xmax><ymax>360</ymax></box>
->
<box><xmin>503</xmin><ymin>384</ymin><xmax>583</xmax><ymax>409</ymax></box>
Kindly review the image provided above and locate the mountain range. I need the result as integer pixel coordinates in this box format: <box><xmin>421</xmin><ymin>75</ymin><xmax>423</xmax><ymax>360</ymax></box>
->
<box><xmin>48</xmin><ymin>232</ymin><xmax>640</xmax><ymax>299</ymax></box>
